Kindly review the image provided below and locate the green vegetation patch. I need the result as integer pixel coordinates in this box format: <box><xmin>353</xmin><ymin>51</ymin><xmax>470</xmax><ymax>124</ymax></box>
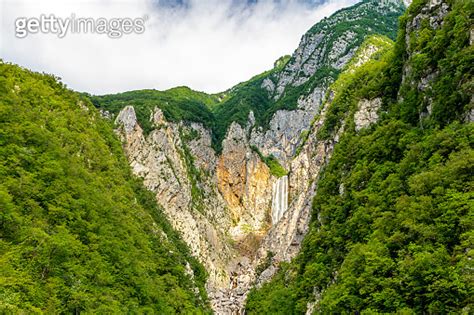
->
<box><xmin>89</xmin><ymin>86</ymin><xmax>218</xmax><ymax>136</ymax></box>
<box><xmin>251</xmin><ymin>145</ymin><xmax>288</xmax><ymax>178</ymax></box>
<box><xmin>0</xmin><ymin>61</ymin><xmax>211</xmax><ymax>314</ymax></box>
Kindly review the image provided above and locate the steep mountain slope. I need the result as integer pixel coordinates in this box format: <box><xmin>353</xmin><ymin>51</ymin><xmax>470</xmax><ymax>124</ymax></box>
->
<box><xmin>246</xmin><ymin>0</ymin><xmax>473</xmax><ymax>313</ymax></box>
<box><xmin>91</xmin><ymin>0</ymin><xmax>408</xmax><ymax>313</ymax></box>
<box><xmin>0</xmin><ymin>62</ymin><xmax>211</xmax><ymax>313</ymax></box>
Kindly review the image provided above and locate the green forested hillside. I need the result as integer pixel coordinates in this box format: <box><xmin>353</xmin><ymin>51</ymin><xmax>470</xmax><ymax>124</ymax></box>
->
<box><xmin>0</xmin><ymin>62</ymin><xmax>210</xmax><ymax>313</ymax></box>
<box><xmin>246</xmin><ymin>0</ymin><xmax>473</xmax><ymax>313</ymax></box>
<box><xmin>89</xmin><ymin>87</ymin><xmax>218</xmax><ymax>137</ymax></box>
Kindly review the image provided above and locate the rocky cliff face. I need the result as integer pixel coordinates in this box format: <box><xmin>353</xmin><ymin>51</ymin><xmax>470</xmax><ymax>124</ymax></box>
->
<box><xmin>251</xmin><ymin>0</ymin><xmax>405</xmax><ymax>165</ymax></box>
<box><xmin>115</xmin><ymin>105</ymin><xmax>276</xmax><ymax>313</ymax></box>
<box><xmin>254</xmin><ymin>40</ymin><xmax>390</xmax><ymax>283</ymax></box>
<box><xmin>268</xmin><ymin>0</ymin><xmax>403</xmax><ymax>98</ymax></box>
<box><xmin>112</xmin><ymin>1</ymin><xmax>407</xmax><ymax>313</ymax></box>
<box><xmin>115</xmin><ymin>106</ymin><xmax>234</xmax><ymax>289</ymax></box>
<box><xmin>250</xmin><ymin>87</ymin><xmax>325</xmax><ymax>166</ymax></box>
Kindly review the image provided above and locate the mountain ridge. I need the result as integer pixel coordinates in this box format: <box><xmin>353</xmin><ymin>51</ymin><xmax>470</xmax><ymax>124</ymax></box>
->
<box><xmin>92</xmin><ymin>0</ymin><xmax>407</xmax><ymax>154</ymax></box>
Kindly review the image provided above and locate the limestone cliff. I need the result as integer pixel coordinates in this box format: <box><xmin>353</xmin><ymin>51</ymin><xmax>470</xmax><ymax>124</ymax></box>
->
<box><xmin>252</xmin><ymin>0</ymin><xmax>405</xmax><ymax>165</ymax></box>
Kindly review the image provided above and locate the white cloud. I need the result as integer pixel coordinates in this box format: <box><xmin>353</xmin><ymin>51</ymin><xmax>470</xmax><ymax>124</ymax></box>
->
<box><xmin>0</xmin><ymin>0</ymin><xmax>359</xmax><ymax>94</ymax></box>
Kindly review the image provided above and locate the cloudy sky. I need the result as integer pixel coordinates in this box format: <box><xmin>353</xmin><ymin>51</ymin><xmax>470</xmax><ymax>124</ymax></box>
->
<box><xmin>0</xmin><ymin>0</ymin><xmax>359</xmax><ymax>95</ymax></box>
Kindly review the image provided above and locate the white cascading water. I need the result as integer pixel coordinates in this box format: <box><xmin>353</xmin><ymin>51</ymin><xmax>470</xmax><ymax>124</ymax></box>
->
<box><xmin>271</xmin><ymin>175</ymin><xmax>288</xmax><ymax>225</ymax></box>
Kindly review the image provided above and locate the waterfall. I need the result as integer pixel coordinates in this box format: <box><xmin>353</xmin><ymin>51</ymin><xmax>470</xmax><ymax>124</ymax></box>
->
<box><xmin>271</xmin><ymin>175</ymin><xmax>288</xmax><ymax>225</ymax></box>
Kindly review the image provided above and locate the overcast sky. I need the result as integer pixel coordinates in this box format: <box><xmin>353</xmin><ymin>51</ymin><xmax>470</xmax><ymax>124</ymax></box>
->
<box><xmin>0</xmin><ymin>0</ymin><xmax>359</xmax><ymax>95</ymax></box>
